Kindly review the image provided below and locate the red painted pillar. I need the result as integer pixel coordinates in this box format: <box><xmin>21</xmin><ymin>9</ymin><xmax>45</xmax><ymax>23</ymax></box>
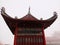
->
<box><xmin>42</xmin><ymin>25</ymin><xmax>46</xmax><ymax>45</ymax></box>
<box><xmin>14</xmin><ymin>23</ymin><xmax>18</xmax><ymax>45</ymax></box>
<box><xmin>14</xmin><ymin>35</ymin><xmax>16</xmax><ymax>45</ymax></box>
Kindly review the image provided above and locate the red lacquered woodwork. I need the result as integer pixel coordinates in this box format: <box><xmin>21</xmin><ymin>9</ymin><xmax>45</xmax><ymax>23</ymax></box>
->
<box><xmin>1</xmin><ymin>7</ymin><xmax>57</xmax><ymax>45</ymax></box>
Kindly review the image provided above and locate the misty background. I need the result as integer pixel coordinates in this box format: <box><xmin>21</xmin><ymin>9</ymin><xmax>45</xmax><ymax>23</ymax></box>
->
<box><xmin>0</xmin><ymin>0</ymin><xmax>60</xmax><ymax>45</ymax></box>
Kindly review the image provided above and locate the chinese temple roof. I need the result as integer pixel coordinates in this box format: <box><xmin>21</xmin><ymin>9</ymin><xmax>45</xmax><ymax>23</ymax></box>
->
<box><xmin>1</xmin><ymin>7</ymin><xmax>57</xmax><ymax>34</ymax></box>
<box><xmin>20</xmin><ymin>7</ymin><xmax>38</xmax><ymax>21</ymax></box>
<box><xmin>20</xmin><ymin>14</ymin><xmax>38</xmax><ymax>21</ymax></box>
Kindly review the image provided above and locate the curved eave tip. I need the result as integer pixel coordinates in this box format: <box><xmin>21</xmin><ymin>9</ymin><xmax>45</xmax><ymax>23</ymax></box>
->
<box><xmin>53</xmin><ymin>11</ymin><xmax>58</xmax><ymax>16</ymax></box>
<box><xmin>1</xmin><ymin>7</ymin><xmax>5</xmax><ymax>12</ymax></box>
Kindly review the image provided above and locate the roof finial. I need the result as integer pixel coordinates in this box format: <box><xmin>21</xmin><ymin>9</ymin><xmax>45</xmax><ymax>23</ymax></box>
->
<box><xmin>28</xmin><ymin>6</ymin><xmax>30</xmax><ymax>14</ymax></box>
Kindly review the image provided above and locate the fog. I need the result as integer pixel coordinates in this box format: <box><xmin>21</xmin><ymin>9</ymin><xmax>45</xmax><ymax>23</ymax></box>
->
<box><xmin>46</xmin><ymin>31</ymin><xmax>60</xmax><ymax>45</ymax></box>
<box><xmin>0</xmin><ymin>0</ymin><xmax>60</xmax><ymax>45</ymax></box>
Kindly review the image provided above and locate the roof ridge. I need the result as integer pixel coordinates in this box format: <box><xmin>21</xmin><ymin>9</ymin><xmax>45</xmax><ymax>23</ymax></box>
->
<box><xmin>20</xmin><ymin>14</ymin><xmax>38</xmax><ymax>20</ymax></box>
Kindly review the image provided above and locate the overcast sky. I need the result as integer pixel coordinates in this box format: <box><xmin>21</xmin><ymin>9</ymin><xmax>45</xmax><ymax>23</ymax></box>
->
<box><xmin>0</xmin><ymin>0</ymin><xmax>60</xmax><ymax>45</ymax></box>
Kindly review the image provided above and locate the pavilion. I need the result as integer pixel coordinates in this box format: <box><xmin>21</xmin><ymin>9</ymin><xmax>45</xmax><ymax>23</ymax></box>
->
<box><xmin>1</xmin><ymin>7</ymin><xmax>57</xmax><ymax>45</ymax></box>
